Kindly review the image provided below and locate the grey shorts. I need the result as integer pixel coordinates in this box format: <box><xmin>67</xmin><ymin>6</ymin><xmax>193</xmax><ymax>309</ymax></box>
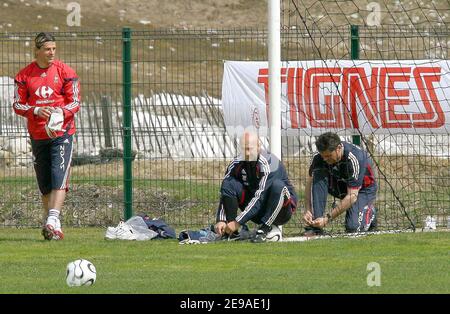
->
<box><xmin>31</xmin><ymin>133</ymin><xmax>74</xmax><ymax>195</ymax></box>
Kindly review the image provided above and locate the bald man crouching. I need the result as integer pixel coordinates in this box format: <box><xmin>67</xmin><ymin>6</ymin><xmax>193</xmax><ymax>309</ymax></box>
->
<box><xmin>214</xmin><ymin>130</ymin><xmax>298</xmax><ymax>242</ymax></box>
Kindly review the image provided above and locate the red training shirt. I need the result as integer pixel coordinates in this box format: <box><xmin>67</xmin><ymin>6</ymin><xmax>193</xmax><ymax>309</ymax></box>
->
<box><xmin>13</xmin><ymin>60</ymin><xmax>80</xmax><ymax>140</ymax></box>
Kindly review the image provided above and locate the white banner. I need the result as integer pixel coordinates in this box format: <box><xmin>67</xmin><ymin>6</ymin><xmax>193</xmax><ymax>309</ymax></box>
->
<box><xmin>221</xmin><ymin>60</ymin><xmax>450</xmax><ymax>135</ymax></box>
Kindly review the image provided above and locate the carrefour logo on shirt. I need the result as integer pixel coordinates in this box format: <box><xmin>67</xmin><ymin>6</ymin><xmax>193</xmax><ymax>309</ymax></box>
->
<box><xmin>35</xmin><ymin>86</ymin><xmax>54</xmax><ymax>99</ymax></box>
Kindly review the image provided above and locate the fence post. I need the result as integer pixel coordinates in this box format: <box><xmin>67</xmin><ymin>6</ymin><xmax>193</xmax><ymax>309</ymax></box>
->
<box><xmin>122</xmin><ymin>27</ymin><xmax>133</xmax><ymax>220</ymax></box>
<box><xmin>350</xmin><ymin>25</ymin><xmax>361</xmax><ymax>146</ymax></box>
<box><xmin>0</xmin><ymin>100</ymin><xmax>2</xmax><ymax>135</ymax></box>
<box><xmin>101</xmin><ymin>95</ymin><xmax>112</xmax><ymax>148</ymax></box>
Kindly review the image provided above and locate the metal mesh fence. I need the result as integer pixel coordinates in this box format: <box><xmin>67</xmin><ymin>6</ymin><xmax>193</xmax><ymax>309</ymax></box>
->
<box><xmin>0</xmin><ymin>31</ymin><xmax>125</xmax><ymax>227</ymax></box>
<box><xmin>1</xmin><ymin>27</ymin><xmax>449</xmax><ymax>233</ymax></box>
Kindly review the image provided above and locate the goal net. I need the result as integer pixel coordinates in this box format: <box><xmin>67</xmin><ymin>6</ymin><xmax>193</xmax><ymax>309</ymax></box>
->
<box><xmin>279</xmin><ymin>0</ymin><xmax>450</xmax><ymax>231</ymax></box>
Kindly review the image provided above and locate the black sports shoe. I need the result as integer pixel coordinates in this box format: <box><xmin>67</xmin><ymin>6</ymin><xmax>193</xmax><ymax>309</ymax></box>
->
<box><xmin>251</xmin><ymin>229</ymin><xmax>266</xmax><ymax>243</ymax></box>
<box><xmin>227</xmin><ymin>231</ymin><xmax>241</xmax><ymax>241</ymax></box>
<box><xmin>219</xmin><ymin>224</ymin><xmax>251</xmax><ymax>241</ymax></box>
<box><xmin>301</xmin><ymin>227</ymin><xmax>324</xmax><ymax>237</ymax></box>
<box><xmin>251</xmin><ymin>224</ymin><xmax>272</xmax><ymax>243</ymax></box>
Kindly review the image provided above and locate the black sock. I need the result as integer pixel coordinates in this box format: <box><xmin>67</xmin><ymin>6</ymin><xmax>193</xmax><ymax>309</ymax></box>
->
<box><xmin>260</xmin><ymin>224</ymin><xmax>272</xmax><ymax>233</ymax></box>
<box><xmin>222</xmin><ymin>196</ymin><xmax>238</xmax><ymax>222</ymax></box>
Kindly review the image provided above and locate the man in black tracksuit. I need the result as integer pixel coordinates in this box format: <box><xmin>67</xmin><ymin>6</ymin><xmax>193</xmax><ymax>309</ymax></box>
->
<box><xmin>214</xmin><ymin>131</ymin><xmax>297</xmax><ymax>242</ymax></box>
<box><xmin>303</xmin><ymin>132</ymin><xmax>377</xmax><ymax>235</ymax></box>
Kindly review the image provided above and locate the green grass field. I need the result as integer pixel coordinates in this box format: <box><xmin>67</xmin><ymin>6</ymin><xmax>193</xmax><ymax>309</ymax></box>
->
<box><xmin>0</xmin><ymin>228</ymin><xmax>448</xmax><ymax>294</ymax></box>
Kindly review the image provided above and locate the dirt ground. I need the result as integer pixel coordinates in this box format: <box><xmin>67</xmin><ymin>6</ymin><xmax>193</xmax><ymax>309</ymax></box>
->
<box><xmin>1</xmin><ymin>0</ymin><xmax>448</xmax><ymax>32</ymax></box>
<box><xmin>0</xmin><ymin>0</ymin><xmax>267</xmax><ymax>31</ymax></box>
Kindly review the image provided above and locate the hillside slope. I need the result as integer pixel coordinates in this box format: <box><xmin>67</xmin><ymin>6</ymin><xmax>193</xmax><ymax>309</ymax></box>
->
<box><xmin>0</xmin><ymin>0</ymin><xmax>267</xmax><ymax>31</ymax></box>
<box><xmin>1</xmin><ymin>0</ymin><xmax>449</xmax><ymax>32</ymax></box>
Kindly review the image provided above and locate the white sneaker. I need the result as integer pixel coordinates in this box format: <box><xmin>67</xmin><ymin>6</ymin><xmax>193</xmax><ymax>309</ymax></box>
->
<box><xmin>116</xmin><ymin>222</ymin><xmax>137</xmax><ymax>240</ymax></box>
<box><xmin>105</xmin><ymin>227</ymin><xmax>118</xmax><ymax>240</ymax></box>
<box><xmin>105</xmin><ymin>221</ymin><xmax>137</xmax><ymax>240</ymax></box>
<box><xmin>266</xmin><ymin>225</ymin><xmax>282</xmax><ymax>242</ymax></box>
<box><xmin>105</xmin><ymin>221</ymin><xmax>123</xmax><ymax>239</ymax></box>
<box><xmin>46</xmin><ymin>216</ymin><xmax>57</xmax><ymax>229</ymax></box>
<box><xmin>55</xmin><ymin>218</ymin><xmax>62</xmax><ymax>231</ymax></box>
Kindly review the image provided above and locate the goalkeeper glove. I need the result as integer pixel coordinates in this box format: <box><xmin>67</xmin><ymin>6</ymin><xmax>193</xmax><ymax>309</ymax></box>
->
<box><xmin>44</xmin><ymin>108</ymin><xmax>65</xmax><ymax>138</ymax></box>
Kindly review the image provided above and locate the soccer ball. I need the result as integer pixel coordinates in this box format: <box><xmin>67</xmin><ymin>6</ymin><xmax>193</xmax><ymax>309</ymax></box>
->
<box><xmin>266</xmin><ymin>225</ymin><xmax>282</xmax><ymax>242</ymax></box>
<box><xmin>66</xmin><ymin>259</ymin><xmax>96</xmax><ymax>287</ymax></box>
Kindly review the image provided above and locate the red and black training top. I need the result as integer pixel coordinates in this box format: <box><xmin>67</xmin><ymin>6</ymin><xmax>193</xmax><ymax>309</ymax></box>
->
<box><xmin>13</xmin><ymin>60</ymin><xmax>80</xmax><ymax>140</ymax></box>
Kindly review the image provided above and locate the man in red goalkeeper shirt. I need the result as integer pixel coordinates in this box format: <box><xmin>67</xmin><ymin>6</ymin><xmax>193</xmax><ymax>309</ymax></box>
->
<box><xmin>13</xmin><ymin>32</ymin><xmax>80</xmax><ymax>240</ymax></box>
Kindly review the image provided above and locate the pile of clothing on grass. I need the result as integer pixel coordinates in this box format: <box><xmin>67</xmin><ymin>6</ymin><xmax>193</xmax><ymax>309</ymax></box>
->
<box><xmin>105</xmin><ymin>214</ymin><xmax>283</xmax><ymax>243</ymax></box>
<box><xmin>105</xmin><ymin>213</ymin><xmax>176</xmax><ymax>241</ymax></box>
